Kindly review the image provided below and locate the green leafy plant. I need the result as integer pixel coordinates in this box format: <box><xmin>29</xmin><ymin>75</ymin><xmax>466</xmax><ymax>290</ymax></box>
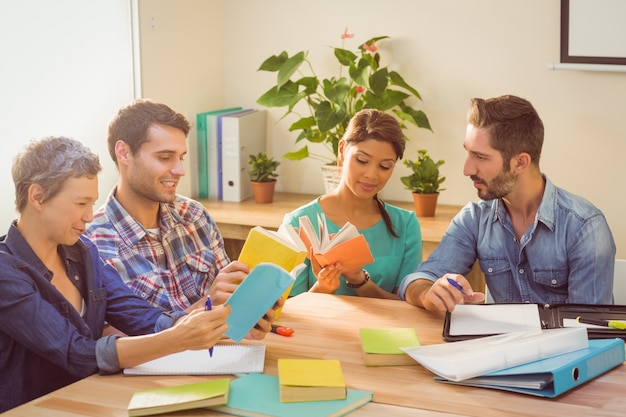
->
<box><xmin>400</xmin><ymin>149</ymin><xmax>446</xmax><ymax>194</ymax></box>
<box><xmin>256</xmin><ymin>28</ymin><xmax>432</xmax><ymax>163</ymax></box>
<box><xmin>248</xmin><ymin>152</ymin><xmax>280</xmax><ymax>182</ymax></box>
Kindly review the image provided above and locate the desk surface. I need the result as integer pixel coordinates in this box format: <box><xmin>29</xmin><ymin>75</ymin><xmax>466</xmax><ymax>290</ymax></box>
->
<box><xmin>197</xmin><ymin>192</ymin><xmax>462</xmax><ymax>244</ymax></box>
<box><xmin>6</xmin><ymin>294</ymin><xmax>624</xmax><ymax>417</ymax></box>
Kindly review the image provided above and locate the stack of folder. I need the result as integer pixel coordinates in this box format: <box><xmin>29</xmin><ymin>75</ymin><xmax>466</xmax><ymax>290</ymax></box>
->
<box><xmin>402</xmin><ymin>326</ymin><xmax>625</xmax><ymax>398</ymax></box>
<box><xmin>434</xmin><ymin>338</ymin><xmax>625</xmax><ymax>397</ymax></box>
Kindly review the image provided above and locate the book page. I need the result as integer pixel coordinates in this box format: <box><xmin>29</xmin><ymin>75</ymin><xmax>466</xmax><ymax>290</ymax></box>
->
<box><xmin>123</xmin><ymin>344</ymin><xmax>265</xmax><ymax>376</ymax></box>
<box><xmin>449</xmin><ymin>304</ymin><xmax>542</xmax><ymax>336</ymax></box>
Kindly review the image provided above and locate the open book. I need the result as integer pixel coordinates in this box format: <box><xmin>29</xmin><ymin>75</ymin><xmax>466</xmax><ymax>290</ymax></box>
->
<box><xmin>298</xmin><ymin>214</ymin><xmax>374</xmax><ymax>271</ymax></box>
<box><xmin>238</xmin><ymin>225</ymin><xmax>307</xmax><ymax>318</ymax></box>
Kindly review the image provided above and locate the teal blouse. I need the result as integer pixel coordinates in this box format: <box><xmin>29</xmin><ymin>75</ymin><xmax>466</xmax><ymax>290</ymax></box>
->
<box><xmin>282</xmin><ymin>199</ymin><xmax>422</xmax><ymax>296</ymax></box>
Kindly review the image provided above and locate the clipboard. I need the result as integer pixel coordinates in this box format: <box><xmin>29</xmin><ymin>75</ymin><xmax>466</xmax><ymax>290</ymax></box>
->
<box><xmin>443</xmin><ymin>303</ymin><xmax>626</xmax><ymax>342</ymax></box>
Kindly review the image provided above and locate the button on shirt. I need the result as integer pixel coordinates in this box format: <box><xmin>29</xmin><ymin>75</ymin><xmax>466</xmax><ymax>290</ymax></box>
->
<box><xmin>86</xmin><ymin>189</ymin><xmax>229</xmax><ymax>311</ymax></box>
<box><xmin>398</xmin><ymin>177</ymin><xmax>615</xmax><ymax>304</ymax></box>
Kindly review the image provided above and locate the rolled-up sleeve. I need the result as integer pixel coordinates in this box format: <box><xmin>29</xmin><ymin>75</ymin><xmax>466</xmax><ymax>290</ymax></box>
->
<box><xmin>96</xmin><ymin>335</ymin><xmax>122</xmax><ymax>374</ymax></box>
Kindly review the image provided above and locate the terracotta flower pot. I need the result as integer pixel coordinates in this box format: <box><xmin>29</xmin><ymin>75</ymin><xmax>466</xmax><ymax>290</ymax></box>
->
<box><xmin>411</xmin><ymin>192</ymin><xmax>439</xmax><ymax>217</ymax></box>
<box><xmin>251</xmin><ymin>180</ymin><xmax>276</xmax><ymax>204</ymax></box>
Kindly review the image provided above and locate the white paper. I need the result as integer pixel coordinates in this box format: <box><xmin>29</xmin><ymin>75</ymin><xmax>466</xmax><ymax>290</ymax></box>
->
<box><xmin>401</xmin><ymin>327</ymin><xmax>588</xmax><ymax>382</ymax></box>
<box><xmin>123</xmin><ymin>344</ymin><xmax>265</xmax><ymax>376</ymax></box>
<box><xmin>449</xmin><ymin>304</ymin><xmax>542</xmax><ymax>336</ymax></box>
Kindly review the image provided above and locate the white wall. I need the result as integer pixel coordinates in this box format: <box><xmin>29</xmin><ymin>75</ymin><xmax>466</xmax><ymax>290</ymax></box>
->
<box><xmin>3</xmin><ymin>1</ymin><xmax>622</xmax><ymax>257</ymax></box>
<box><xmin>217</xmin><ymin>0</ymin><xmax>626</xmax><ymax>257</ymax></box>
<box><xmin>0</xmin><ymin>0</ymin><xmax>136</xmax><ymax>231</ymax></box>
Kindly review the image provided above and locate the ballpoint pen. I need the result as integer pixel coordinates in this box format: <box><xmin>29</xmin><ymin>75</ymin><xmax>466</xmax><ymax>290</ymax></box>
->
<box><xmin>576</xmin><ymin>316</ymin><xmax>626</xmax><ymax>330</ymax></box>
<box><xmin>447</xmin><ymin>277</ymin><xmax>466</xmax><ymax>296</ymax></box>
<box><xmin>205</xmin><ymin>295</ymin><xmax>214</xmax><ymax>357</ymax></box>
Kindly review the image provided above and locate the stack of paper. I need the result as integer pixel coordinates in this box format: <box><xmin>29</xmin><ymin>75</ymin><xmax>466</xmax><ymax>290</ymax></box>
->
<box><xmin>401</xmin><ymin>327</ymin><xmax>589</xmax><ymax>381</ymax></box>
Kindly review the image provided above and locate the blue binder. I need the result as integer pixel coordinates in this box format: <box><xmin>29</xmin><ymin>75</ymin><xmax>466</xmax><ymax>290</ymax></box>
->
<box><xmin>435</xmin><ymin>338</ymin><xmax>625</xmax><ymax>397</ymax></box>
<box><xmin>195</xmin><ymin>107</ymin><xmax>242</xmax><ymax>198</ymax></box>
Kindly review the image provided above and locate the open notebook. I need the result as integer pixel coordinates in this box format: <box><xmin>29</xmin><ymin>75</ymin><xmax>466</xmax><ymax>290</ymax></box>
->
<box><xmin>124</xmin><ymin>343</ymin><xmax>265</xmax><ymax>376</ymax></box>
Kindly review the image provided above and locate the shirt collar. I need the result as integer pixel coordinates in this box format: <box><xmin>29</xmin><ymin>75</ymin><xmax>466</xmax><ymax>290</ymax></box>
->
<box><xmin>102</xmin><ymin>186</ymin><xmax>185</xmax><ymax>246</ymax></box>
<box><xmin>490</xmin><ymin>174</ymin><xmax>556</xmax><ymax>231</ymax></box>
<box><xmin>3</xmin><ymin>221</ymin><xmax>88</xmax><ymax>279</ymax></box>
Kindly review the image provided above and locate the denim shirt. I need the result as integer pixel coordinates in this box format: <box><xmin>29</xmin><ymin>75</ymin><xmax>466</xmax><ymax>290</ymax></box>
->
<box><xmin>0</xmin><ymin>223</ymin><xmax>184</xmax><ymax>412</ymax></box>
<box><xmin>399</xmin><ymin>177</ymin><xmax>615</xmax><ymax>304</ymax></box>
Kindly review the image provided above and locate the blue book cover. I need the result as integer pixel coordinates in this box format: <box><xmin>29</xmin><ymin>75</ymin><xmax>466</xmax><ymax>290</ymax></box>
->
<box><xmin>195</xmin><ymin>107</ymin><xmax>242</xmax><ymax>198</ymax></box>
<box><xmin>213</xmin><ymin>373</ymin><xmax>373</xmax><ymax>417</ymax></box>
<box><xmin>435</xmin><ymin>338</ymin><xmax>625</xmax><ymax>397</ymax></box>
<box><xmin>223</xmin><ymin>263</ymin><xmax>295</xmax><ymax>343</ymax></box>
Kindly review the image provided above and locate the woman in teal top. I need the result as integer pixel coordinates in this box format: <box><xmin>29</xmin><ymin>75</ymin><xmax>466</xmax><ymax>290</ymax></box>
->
<box><xmin>283</xmin><ymin>109</ymin><xmax>422</xmax><ymax>298</ymax></box>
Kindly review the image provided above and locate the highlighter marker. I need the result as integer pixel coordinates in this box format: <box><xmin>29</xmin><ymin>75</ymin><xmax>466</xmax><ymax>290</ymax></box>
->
<box><xmin>271</xmin><ymin>324</ymin><xmax>294</xmax><ymax>337</ymax></box>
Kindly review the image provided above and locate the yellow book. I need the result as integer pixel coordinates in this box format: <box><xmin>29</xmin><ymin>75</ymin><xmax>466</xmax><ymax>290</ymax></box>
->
<box><xmin>359</xmin><ymin>328</ymin><xmax>421</xmax><ymax>367</ymax></box>
<box><xmin>238</xmin><ymin>225</ymin><xmax>307</xmax><ymax>319</ymax></box>
<box><xmin>127</xmin><ymin>378</ymin><xmax>229</xmax><ymax>416</ymax></box>
<box><xmin>238</xmin><ymin>225</ymin><xmax>307</xmax><ymax>271</ymax></box>
<box><xmin>277</xmin><ymin>359</ymin><xmax>347</xmax><ymax>402</ymax></box>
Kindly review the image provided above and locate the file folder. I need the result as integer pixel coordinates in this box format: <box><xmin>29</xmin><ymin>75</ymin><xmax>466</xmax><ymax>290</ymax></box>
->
<box><xmin>196</xmin><ymin>107</ymin><xmax>243</xmax><ymax>199</ymax></box>
<box><xmin>216</xmin><ymin>108</ymin><xmax>256</xmax><ymax>200</ymax></box>
<box><xmin>435</xmin><ymin>338</ymin><xmax>625</xmax><ymax>397</ymax></box>
<box><xmin>220</xmin><ymin>109</ymin><xmax>266</xmax><ymax>202</ymax></box>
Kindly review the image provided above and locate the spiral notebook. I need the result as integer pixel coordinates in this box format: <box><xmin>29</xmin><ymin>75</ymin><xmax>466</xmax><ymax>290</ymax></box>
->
<box><xmin>123</xmin><ymin>343</ymin><xmax>265</xmax><ymax>376</ymax></box>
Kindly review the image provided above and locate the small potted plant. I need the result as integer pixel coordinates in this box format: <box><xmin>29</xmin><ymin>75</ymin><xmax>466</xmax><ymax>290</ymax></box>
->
<box><xmin>400</xmin><ymin>149</ymin><xmax>446</xmax><ymax>217</ymax></box>
<box><xmin>248</xmin><ymin>152</ymin><xmax>280</xmax><ymax>203</ymax></box>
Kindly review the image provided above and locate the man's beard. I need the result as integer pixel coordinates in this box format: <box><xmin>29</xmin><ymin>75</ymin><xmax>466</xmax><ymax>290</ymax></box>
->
<box><xmin>472</xmin><ymin>170</ymin><xmax>517</xmax><ymax>200</ymax></box>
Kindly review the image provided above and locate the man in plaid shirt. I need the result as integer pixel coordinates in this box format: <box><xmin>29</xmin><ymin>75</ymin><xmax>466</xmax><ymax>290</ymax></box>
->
<box><xmin>86</xmin><ymin>99</ymin><xmax>279</xmax><ymax>338</ymax></box>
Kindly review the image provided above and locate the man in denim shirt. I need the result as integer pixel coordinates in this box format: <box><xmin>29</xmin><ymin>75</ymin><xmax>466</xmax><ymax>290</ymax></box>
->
<box><xmin>399</xmin><ymin>95</ymin><xmax>615</xmax><ymax>312</ymax></box>
<box><xmin>0</xmin><ymin>137</ymin><xmax>232</xmax><ymax>412</ymax></box>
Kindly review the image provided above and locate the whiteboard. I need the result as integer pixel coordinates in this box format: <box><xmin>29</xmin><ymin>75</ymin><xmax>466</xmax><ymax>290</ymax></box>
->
<box><xmin>0</xmin><ymin>0</ymin><xmax>136</xmax><ymax>231</ymax></box>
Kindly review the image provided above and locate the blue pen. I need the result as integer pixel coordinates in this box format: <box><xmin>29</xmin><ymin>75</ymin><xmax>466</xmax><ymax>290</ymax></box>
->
<box><xmin>205</xmin><ymin>295</ymin><xmax>213</xmax><ymax>357</ymax></box>
<box><xmin>447</xmin><ymin>277</ymin><xmax>466</xmax><ymax>296</ymax></box>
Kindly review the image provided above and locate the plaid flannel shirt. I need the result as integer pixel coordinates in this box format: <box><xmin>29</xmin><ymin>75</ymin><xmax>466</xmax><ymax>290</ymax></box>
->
<box><xmin>86</xmin><ymin>188</ymin><xmax>229</xmax><ymax>311</ymax></box>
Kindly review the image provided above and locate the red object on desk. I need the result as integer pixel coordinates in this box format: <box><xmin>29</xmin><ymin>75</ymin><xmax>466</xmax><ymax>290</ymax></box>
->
<box><xmin>272</xmin><ymin>325</ymin><xmax>294</xmax><ymax>337</ymax></box>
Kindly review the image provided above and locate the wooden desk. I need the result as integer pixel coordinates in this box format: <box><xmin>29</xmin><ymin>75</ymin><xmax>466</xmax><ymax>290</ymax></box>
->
<box><xmin>6</xmin><ymin>294</ymin><xmax>624</xmax><ymax>417</ymax></box>
<box><xmin>198</xmin><ymin>192</ymin><xmax>485</xmax><ymax>292</ymax></box>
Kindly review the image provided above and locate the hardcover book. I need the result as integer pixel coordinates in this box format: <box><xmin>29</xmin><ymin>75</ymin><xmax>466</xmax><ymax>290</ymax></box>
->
<box><xmin>277</xmin><ymin>359</ymin><xmax>346</xmax><ymax>402</ymax></box>
<box><xmin>127</xmin><ymin>378</ymin><xmax>229</xmax><ymax>416</ymax></box>
<box><xmin>214</xmin><ymin>373</ymin><xmax>372</xmax><ymax>417</ymax></box>
<box><xmin>359</xmin><ymin>328</ymin><xmax>421</xmax><ymax>367</ymax></box>
<box><xmin>224</xmin><ymin>263</ymin><xmax>296</xmax><ymax>342</ymax></box>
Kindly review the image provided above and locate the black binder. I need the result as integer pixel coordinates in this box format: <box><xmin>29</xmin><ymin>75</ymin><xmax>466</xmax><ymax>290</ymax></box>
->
<box><xmin>443</xmin><ymin>303</ymin><xmax>626</xmax><ymax>342</ymax></box>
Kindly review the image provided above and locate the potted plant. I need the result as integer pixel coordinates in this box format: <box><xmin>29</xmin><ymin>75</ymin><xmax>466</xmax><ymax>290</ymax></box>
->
<box><xmin>248</xmin><ymin>152</ymin><xmax>280</xmax><ymax>203</ymax></box>
<box><xmin>400</xmin><ymin>149</ymin><xmax>446</xmax><ymax>217</ymax></box>
<box><xmin>256</xmin><ymin>28</ymin><xmax>432</xmax><ymax>189</ymax></box>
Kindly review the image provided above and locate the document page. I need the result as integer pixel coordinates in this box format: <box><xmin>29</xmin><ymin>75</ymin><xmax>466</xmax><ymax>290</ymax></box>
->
<box><xmin>449</xmin><ymin>304</ymin><xmax>542</xmax><ymax>336</ymax></box>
